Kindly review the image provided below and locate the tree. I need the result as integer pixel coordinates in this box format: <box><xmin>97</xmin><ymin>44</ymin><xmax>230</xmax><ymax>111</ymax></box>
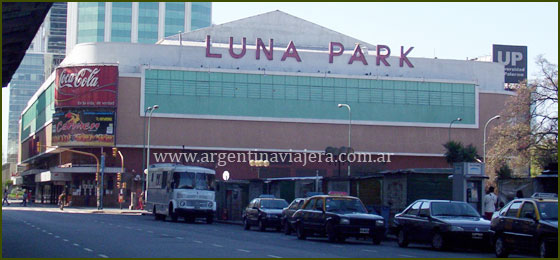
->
<box><xmin>487</xmin><ymin>56</ymin><xmax>558</xmax><ymax>180</ymax></box>
<box><xmin>443</xmin><ymin>141</ymin><xmax>480</xmax><ymax>164</ymax></box>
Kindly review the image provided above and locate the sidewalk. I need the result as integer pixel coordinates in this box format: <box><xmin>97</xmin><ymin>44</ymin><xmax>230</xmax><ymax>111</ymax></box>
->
<box><xmin>2</xmin><ymin>199</ymin><xmax>149</xmax><ymax>215</ymax></box>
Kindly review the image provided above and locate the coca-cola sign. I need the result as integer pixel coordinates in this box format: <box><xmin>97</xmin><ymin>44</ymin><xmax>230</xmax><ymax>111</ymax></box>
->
<box><xmin>55</xmin><ymin>65</ymin><xmax>118</xmax><ymax>108</ymax></box>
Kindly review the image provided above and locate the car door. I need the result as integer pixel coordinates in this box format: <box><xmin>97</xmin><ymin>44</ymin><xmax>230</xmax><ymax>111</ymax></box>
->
<box><xmin>311</xmin><ymin>198</ymin><xmax>326</xmax><ymax>231</ymax></box>
<box><xmin>403</xmin><ymin>201</ymin><xmax>423</xmax><ymax>242</ymax></box>
<box><xmin>248</xmin><ymin>199</ymin><xmax>259</xmax><ymax>225</ymax></box>
<box><xmin>516</xmin><ymin>201</ymin><xmax>538</xmax><ymax>250</ymax></box>
<box><xmin>502</xmin><ymin>201</ymin><xmax>522</xmax><ymax>245</ymax></box>
<box><xmin>416</xmin><ymin>201</ymin><xmax>433</xmax><ymax>241</ymax></box>
<box><xmin>301</xmin><ymin>198</ymin><xmax>316</xmax><ymax>229</ymax></box>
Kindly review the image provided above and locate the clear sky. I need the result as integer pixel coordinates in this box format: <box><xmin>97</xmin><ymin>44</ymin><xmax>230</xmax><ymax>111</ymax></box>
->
<box><xmin>2</xmin><ymin>2</ymin><xmax>558</xmax><ymax>161</ymax></box>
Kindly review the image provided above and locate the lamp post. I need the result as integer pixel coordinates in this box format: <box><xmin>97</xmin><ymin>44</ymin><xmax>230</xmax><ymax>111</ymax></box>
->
<box><xmin>338</xmin><ymin>104</ymin><xmax>351</xmax><ymax>176</ymax></box>
<box><xmin>141</xmin><ymin>107</ymin><xmax>150</xmax><ymax>195</ymax></box>
<box><xmin>448</xmin><ymin>117</ymin><xmax>462</xmax><ymax>142</ymax></box>
<box><xmin>483</xmin><ymin>115</ymin><xmax>501</xmax><ymax>163</ymax></box>
<box><xmin>145</xmin><ymin>105</ymin><xmax>159</xmax><ymax>202</ymax></box>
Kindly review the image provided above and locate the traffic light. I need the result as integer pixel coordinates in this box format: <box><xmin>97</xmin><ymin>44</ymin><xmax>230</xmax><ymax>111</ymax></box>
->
<box><xmin>122</xmin><ymin>182</ymin><xmax>127</xmax><ymax>189</ymax></box>
<box><xmin>36</xmin><ymin>141</ymin><xmax>41</xmax><ymax>153</ymax></box>
<box><xmin>112</xmin><ymin>147</ymin><xmax>118</xmax><ymax>157</ymax></box>
<box><xmin>117</xmin><ymin>172</ymin><xmax>122</xmax><ymax>182</ymax></box>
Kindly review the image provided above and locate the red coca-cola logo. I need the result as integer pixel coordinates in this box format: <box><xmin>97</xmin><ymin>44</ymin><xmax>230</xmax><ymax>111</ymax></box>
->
<box><xmin>58</xmin><ymin>68</ymin><xmax>100</xmax><ymax>89</ymax></box>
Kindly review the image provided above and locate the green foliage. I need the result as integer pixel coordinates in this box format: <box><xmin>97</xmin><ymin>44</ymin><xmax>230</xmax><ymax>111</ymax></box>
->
<box><xmin>443</xmin><ymin>141</ymin><xmax>480</xmax><ymax>164</ymax></box>
<box><xmin>496</xmin><ymin>164</ymin><xmax>512</xmax><ymax>179</ymax></box>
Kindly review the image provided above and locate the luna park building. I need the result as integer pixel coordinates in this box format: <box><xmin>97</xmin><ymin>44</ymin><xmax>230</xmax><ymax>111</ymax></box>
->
<box><xmin>17</xmin><ymin>11</ymin><xmax>510</xmax><ymax>212</ymax></box>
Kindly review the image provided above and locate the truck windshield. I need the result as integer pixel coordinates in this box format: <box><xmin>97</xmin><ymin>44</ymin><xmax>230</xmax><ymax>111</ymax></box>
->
<box><xmin>173</xmin><ymin>172</ymin><xmax>215</xmax><ymax>190</ymax></box>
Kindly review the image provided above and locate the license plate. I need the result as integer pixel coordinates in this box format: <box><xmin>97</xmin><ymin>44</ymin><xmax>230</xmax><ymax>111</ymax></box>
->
<box><xmin>472</xmin><ymin>232</ymin><xmax>483</xmax><ymax>239</ymax></box>
<box><xmin>360</xmin><ymin>228</ymin><xmax>369</xmax><ymax>234</ymax></box>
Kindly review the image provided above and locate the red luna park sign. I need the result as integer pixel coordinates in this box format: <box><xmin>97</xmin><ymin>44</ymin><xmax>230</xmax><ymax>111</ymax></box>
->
<box><xmin>205</xmin><ymin>35</ymin><xmax>414</xmax><ymax>68</ymax></box>
<box><xmin>55</xmin><ymin>65</ymin><xmax>118</xmax><ymax>108</ymax></box>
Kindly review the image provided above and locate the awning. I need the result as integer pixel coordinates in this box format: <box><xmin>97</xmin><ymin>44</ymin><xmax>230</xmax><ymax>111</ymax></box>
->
<box><xmin>34</xmin><ymin>171</ymin><xmax>72</xmax><ymax>182</ymax></box>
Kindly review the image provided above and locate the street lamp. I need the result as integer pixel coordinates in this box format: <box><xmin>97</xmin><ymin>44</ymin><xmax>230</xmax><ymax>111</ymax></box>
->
<box><xmin>448</xmin><ymin>117</ymin><xmax>462</xmax><ymax>142</ymax></box>
<box><xmin>141</xmin><ymin>107</ymin><xmax>150</xmax><ymax>195</ymax></box>
<box><xmin>338</xmin><ymin>104</ymin><xmax>351</xmax><ymax>176</ymax></box>
<box><xmin>145</xmin><ymin>105</ymin><xmax>159</xmax><ymax>201</ymax></box>
<box><xmin>483</xmin><ymin>115</ymin><xmax>501</xmax><ymax>163</ymax></box>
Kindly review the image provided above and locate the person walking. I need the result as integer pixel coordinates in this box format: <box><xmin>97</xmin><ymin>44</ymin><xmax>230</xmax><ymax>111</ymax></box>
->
<box><xmin>2</xmin><ymin>188</ymin><xmax>10</xmax><ymax>206</ymax></box>
<box><xmin>58</xmin><ymin>191</ymin><xmax>66</xmax><ymax>211</ymax></box>
<box><xmin>483</xmin><ymin>186</ymin><xmax>498</xmax><ymax>220</ymax></box>
<box><xmin>138</xmin><ymin>191</ymin><xmax>144</xmax><ymax>210</ymax></box>
<box><xmin>22</xmin><ymin>190</ymin><xmax>27</xmax><ymax>206</ymax></box>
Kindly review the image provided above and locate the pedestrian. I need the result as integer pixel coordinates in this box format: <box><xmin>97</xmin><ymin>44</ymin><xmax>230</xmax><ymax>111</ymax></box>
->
<box><xmin>2</xmin><ymin>188</ymin><xmax>10</xmax><ymax>206</ymax></box>
<box><xmin>58</xmin><ymin>191</ymin><xmax>66</xmax><ymax>211</ymax></box>
<box><xmin>483</xmin><ymin>186</ymin><xmax>497</xmax><ymax>220</ymax></box>
<box><xmin>22</xmin><ymin>190</ymin><xmax>27</xmax><ymax>206</ymax></box>
<box><xmin>515</xmin><ymin>190</ymin><xmax>524</xmax><ymax>199</ymax></box>
<box><xmin>27</xmin><ymin>190</ymin><xmax>32</xmax><ymax>206</ymax></box>
<box><xmin>138</xmin><ymin>191</ymin><xmax>144</xmax><ymax>210</ymax></box>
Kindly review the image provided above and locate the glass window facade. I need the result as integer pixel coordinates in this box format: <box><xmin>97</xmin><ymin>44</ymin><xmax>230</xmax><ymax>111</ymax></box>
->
<box><xmin>21</xmin><ymin>83</ymin><xmax>55</xmax><ymax>141</ymax></box>
<box><xmin>111</xmin><ymin>2</ymin><xmax>132</xmax><ymax>42</ymax></box>
<box><xmin>144</xmin><ymin>69</ymin><xmax>476</xmax><ymax>124</ymax></box>
<box><xmin>190</xmin><ymin>2</ymin><xmax>211</xmax><ymax>30</ymax></box>
<box><xmin>77</xmin><ymin>2</ymin><xmax>105</xmax><ymax>44</ymax></box>
<box><xmin>138</xmin><ymin>2</ymin><xmax>159</xmax><ymax>44</ymax></box>
<box><xmin>165</xmin><ymin>2</ymin><xmax>185</xmax><ymax>37</ymax></box>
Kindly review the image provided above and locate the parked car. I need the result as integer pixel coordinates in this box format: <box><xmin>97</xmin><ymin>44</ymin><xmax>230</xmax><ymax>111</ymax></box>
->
<box><xmin>292</xmin><ymin>195</ymin><xmax>385</xmax><ymax>244</ymax></box>
<box><xmin>393</xmin><ymin>200</ymin><xmax>491</xmax><ymax>250</ymax></box>
<box><xmin>281</xmin><ymin>198</ymin><xmax>307</xmax><ymax>235</ymax></box>
<box><xmin>491</xmin><ymin>197</ymin><xmax>558</xmax><ymax>258</ymax></box>
<box><xmin>242</xmin><ymin>196</ymin><xmax>289</xmax><ymax>231</ymax></box>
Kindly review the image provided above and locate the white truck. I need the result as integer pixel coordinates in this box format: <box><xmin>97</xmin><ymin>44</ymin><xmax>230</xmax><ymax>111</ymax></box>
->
<box><xmin>145</xmin><ymin>164</ymin><xmax>216</xmax><ymax>223</ymax></box>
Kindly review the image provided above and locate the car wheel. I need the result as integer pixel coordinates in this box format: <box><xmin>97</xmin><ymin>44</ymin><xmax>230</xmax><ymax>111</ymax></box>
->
<box><xmin>431</xmin><ymin>232</ymin><xmax>446</xmax><ymax>250</ymax></box>
<box><xmin>283</xmin><ymin>221</ymin><xmax>292</xmax><ymax>235</ymax></box>
<box><xmin>258</xmin><ymin>219</ymin><xmax>266</xmax><ymax>232</ymax></box>
<box><xmin>296</xmin><ymin>223</ymin><xmax>306</xmax><ymax>240</ymax></box>
<box><xmin>326</xmin><ymin>222</ymin><xmax>337</xmax><ymax>242</ymax></box>
<box><xmin>169</xmin><ymin>205</ymin><xmax>178</xmax><ymax>222</ymax></box>
<box><xmin>495</xmin><ymin>235</ymin><xmax>509</xmax><ymax>258</ymax></box>
<box><xmin>243</xmin><ymin>218</ymin><xmax>250</xmax><ymax>230</ymax></box>
<box><xmin>397</xmin><ymin>229</ymin><xmax>409</xmax><ymax>248</ymax></box>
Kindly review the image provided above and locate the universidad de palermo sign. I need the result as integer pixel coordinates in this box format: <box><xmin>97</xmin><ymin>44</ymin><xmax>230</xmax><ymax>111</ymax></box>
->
<box><xmin>205</xmin><ymin>35</ymin><xmax>415</xmax><ymax>68</ymax></box>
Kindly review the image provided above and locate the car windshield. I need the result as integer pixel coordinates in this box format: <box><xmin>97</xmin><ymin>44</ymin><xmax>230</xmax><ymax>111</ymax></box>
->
<box><xmin>173</xmin><ymin>172</ymin><xmax>215</xmax><ymax>190</ymax></box>
<box><xmin>260</xmin><ymin>199</ymin><xmax>288</xmax><ymax>209</ymax></box>
<box><xmin>431</xmin><ymin>202</ymin><xmax>480</xmax><ymax>217</ymax></box>
<box><xmin>537</xmin><ymin>202</ymin><xmax>558</xmax><ymax>220</ymax></box>
<box><xmin>325</xmin><ymin>197</ymin><xmax>367</xmax><ymax>214</ymax></box>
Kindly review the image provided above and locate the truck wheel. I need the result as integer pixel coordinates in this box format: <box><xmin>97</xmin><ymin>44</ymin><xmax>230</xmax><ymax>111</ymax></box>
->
<box><xmin>184</xmin><ymin>216</ymin><xmax>195</xmax><ymax>223</ymax></box>
<box><xmin>206</xmin><ymin>215</ymin><xmax>213</xmax><ymax>224</ymax></box>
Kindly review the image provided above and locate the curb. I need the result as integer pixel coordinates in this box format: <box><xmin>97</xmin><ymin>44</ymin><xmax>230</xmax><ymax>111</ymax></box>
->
<box><xmin>215</xmin><ymin>220</ymin><xmax>243</xmax><ymax>226</ymax></box>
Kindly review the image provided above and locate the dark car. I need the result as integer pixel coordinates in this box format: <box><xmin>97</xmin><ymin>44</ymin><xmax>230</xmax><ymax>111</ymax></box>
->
<box><xmin>281</xmin><ymin>198</ymin><xmax>307</xmax><ymax>235</ymax></box>
<box><xmin>393</xmin><ymin>200</ymin><xmax>491</xmax><ymax>250</ymax></box>
<box><xmin>292</xmin><ymin>195</ymin><xmax>385</xmax><ymax>244</ymax></box>
<box><xmin>242</xmin><ymin>197</ymin><xmax>289</xmax><ymax>231</ymax></box>
<box><xmin>491</xmin><ymin>197</ymin><xmax>558</xmax><ymax>258</ymax></box>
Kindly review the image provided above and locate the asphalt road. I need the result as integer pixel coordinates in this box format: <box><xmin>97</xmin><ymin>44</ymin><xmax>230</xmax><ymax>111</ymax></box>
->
<box><xmin>3</xmin><ymin>209</ymin><xmax>500</xmax><ymax>258</ymax></box>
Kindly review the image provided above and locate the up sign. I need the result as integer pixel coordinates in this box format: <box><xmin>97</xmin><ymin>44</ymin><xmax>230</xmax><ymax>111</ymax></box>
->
<box><xmin>492</xmin><ymin>44</ymin><xmax>528</xmax><ymax>84</ymax></box>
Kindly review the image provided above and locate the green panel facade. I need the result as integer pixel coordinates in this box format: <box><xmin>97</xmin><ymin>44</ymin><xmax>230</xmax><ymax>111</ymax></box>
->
<box><xmin>21</xmin><ymin>84</ymin><xmax>55</xmax><ymax>141</ymax></box>
<box><xmin>77</xmin><ymin>2</ymin><xmax>105</xmax><ymax>43</ymax></box>
<box><xmin>144</xmin><ymin>69</ymin><xmax>476</xmax><ymax>125</ymax></box>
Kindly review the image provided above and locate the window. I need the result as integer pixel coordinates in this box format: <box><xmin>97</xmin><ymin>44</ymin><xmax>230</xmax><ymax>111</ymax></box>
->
<box><xmin>506</xmin><ymin>201</ymin><xmax>522</xmax><ymax>217</ymax></box>
<box><xmin>297</xmin><ymin>200</ymin><xmax>305</xmax><ymax>209</ymax></box>
<box><xmin>304</xmin><ymin>198</ymin><xmax>316</xmax><ymax>210</ymax></box>
<box><xmin>314</xmin><ymin>198</ymin><xmax>324</xmax><ymax>211</ymax></box>
<box><xmin>406</xmin><ymin>202</ymin><xmax>422</xmax><ymax>215</ymax></box>
<box><xmin>520</xmin><ymin>202</ymin><xmax>536</xmax><ymax>219</ymax></box>
<box><xmin>161</xmin><ymin>171</ymin><xmax>167</xmax><ymax>189</ymax></box>
<box><xmin>419</xmin><ymin>202</ymin><xmax>430</xmax><ymax>216</ymax></box>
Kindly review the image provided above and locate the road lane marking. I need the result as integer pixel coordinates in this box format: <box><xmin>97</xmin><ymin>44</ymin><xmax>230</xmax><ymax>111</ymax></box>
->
<box><xmin>137</xmin><ymin>229</ymin><xmax>142</xmax><ymax>231</ymax></box>
<box><xmin>98</xmin><ymin>254</ymin><xmax>108</xmax><ymax>258</ymax></box>
<box><xmin>63</xmin><ymin>239</ymin><xmax>69</xmax><ymax>242</ymax></box>
<box><xmin>362</xmin><ymin>249</ymin><xmax>377</xmax><ymax>253</ymax></box>
<box><xmin>268</xmin><ymin>255</ymin><xmax>282</xmax><ymax>258</ymax></box>
<box><xmin>55</xmin><ymin>236</ymin><xmax>60</xmax><ymax>239</ymax></box>
<box><xmin>48</xmin><ymin>233</ymin><xmax>53</xmax><ymax>235</ymax></box>
<box><xmin>331</xmin><ymin>245</ymin><xmax>343</xmax><ymax>248</ymax></box>
<box><xmin>73</xmin><ymin>243</ymin><xmax>80</xmax><ymax>247</ymax></box>
<box><xmin>42</xmin><ymin>230</ymin><xmax>47</xmax><ymax>233</ymax></box>
<box><xmin>212</xmin><ymin>244</ymin><xmax>223</xmax><ymax>248</ymax></box>
<box><xmin>176</xmin><ymin>237</ymin><xmax>184</xmax><ymax>240</ymax></box>
<box><xmin>162</xmin><ymin>234</ymin><xmax>169</xmax><ymax>237</ymax></box>
<box><xmin>398</xmin><ymin>254</ymin><xmax>415</xmax><ymax>258</ymax></box>
<box><xmin>147</xmin><ymin>231</ymin><xmax>154</xmax><ymax>233</ymax></box>
<box><xmin>84</xmin><ymin>248</ymin><xmax>93</xmax><ymax>252</ymax></box>
<box><xmin>236</xmin><ymin>249</ymin><xmax>251</xmax><ymax>253</ymax></box>
<box><xmin>193</xmin><ymin>240</ymin><xmax>203</xmax><ymax>244</ymax></box>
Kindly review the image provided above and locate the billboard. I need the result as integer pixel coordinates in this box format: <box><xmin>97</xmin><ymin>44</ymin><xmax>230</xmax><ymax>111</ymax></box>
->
<box><xmin>52</xmin><ymin>110</ymin><xmax>115</xmax><ymax>147</ymax></box>
<box><xmin>492</xmin><ymin>44</ymin><xmax>528</xmax><ymax>84</ymax></box>
<box><xmin>55</xmin><ymin>65</ymin><xmax>118</xmax><ymax>108</ymax></box>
